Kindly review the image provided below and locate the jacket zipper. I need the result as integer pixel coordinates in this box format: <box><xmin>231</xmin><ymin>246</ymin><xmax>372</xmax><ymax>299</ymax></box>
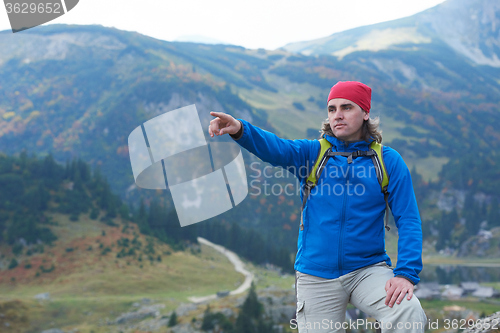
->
<box><xmin>338</xmin><ymin>148</ymin><xmax>350</xmax><ymax>273</ymax></box>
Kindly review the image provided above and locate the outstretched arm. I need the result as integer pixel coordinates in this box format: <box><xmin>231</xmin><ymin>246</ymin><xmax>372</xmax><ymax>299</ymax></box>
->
<box><xmin>207</xmin><ymin>112</ymin><xmax>319</xmax><ymax>180</ymax></box>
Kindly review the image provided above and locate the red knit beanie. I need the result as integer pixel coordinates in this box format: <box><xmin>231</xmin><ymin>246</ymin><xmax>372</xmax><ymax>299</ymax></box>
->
<box><xmin>327</xmin><ymin>81</ymin><xmax>372</xmax><ymax>113</ymax></box>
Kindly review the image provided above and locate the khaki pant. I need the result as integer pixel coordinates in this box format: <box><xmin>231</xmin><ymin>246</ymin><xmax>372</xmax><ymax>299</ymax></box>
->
<box><xmin>295</xmin><ymin>262</ymin><xmax>427</xmax><ymax>333</ymax></box>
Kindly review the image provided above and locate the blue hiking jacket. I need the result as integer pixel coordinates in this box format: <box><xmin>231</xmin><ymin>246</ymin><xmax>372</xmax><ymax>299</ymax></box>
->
<box><xmin>232</xmin><ymin>119</ymin><xmax>423</xmax><ymax>284</ymax></box>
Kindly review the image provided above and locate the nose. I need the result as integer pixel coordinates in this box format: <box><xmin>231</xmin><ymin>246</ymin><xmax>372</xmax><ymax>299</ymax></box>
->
<box><xmin>335</xmin><ymin>110</ymin><xmax>344</xmax><ymax>120</ymax></box>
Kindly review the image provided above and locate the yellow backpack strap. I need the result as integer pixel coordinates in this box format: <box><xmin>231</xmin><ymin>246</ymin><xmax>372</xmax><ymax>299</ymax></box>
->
<box><xmin>306</xmin><ymin>138</ymin><xmax>332</xmax><ymax>185</ymax></box>
<box><xmin>300</xmin><ymin>138</ymin><xmax>332</xmax><ymax>230</ymax></box>
<box><xmin>370</xmin><ymin>141</ymin><xmax>391</xmax><ymax>231</ymax></box>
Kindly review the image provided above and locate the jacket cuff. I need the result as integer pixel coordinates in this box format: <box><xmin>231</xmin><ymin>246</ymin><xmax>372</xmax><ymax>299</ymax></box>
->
<box><xmin>395</xmin><ymin>275</ymin><xmax>416</xmax><ymax>285</ymax></box>
<box><xmin>229</xmin><ymin>120</ymin><xmax>244</xmax><ymax>140</ymax></box>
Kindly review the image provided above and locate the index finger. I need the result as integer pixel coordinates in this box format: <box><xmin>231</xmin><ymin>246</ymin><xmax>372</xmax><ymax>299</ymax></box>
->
<box><xmin>210</xmin><ymin>111</ymin><xmax>227</xmax><ymax>118</ymax></box>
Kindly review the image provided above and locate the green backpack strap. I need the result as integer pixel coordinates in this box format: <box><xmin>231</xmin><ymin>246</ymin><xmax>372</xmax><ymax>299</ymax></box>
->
<box><xmin>307</xmin><ymin>138</ymin><xmax>332</xmax><ymax>185</ymax></box>
<box><xmin>300</xmin><ymin>138</ymin><xmax>331</xmax><ymax>230</ymax></box>
<box><xmin>369</xmin><ymin>141</ymin><xmax>391</xmax><ymax>231</ymax></box>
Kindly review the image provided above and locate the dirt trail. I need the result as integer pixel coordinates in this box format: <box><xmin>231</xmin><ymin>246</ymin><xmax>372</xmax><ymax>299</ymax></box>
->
<box><xmin>187</xmin><ymin>237</ymin><xmax>254</xmax><ymax>303</ymax></box>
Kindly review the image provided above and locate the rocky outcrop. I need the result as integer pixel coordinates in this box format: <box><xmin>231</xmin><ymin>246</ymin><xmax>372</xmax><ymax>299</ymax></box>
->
<box><xmin>258</xmin><ymin>286</ymin><xmax>296</xmax><ymax>323</ymax></box>
<box><xmin>34</xmin><ymin>292</ymin><xmax>51</xmax><ymax>301</ymax></box>
<box><xmin>419</xmin><ymin>0</ymin><xmax>500</xmax><ymax>67</ymax></box>
<box><xmin>463</xmin><ymin>311</ymin><xmax>500</xmax><ymax>333</ymax></box>
<box><xmin>458</xmin><ymin>227</ymin><xmax>500</xmax><ymax>257</ymax></box>
<box><xmin>114</xmin><ymin>303</ymin><xmax>165</xmax><ymax>324</ymax></box>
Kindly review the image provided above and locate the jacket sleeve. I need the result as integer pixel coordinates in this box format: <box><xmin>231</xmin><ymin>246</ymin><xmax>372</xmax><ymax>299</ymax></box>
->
<box><xmin>231</xmin><ymin>119</ymin><xmax>320</xmax><ymax>180</ymax></box>
<box><xmin>384</xmin><ymin>147</ymin><xmax>423</xmax><ymax>285</ymax></box>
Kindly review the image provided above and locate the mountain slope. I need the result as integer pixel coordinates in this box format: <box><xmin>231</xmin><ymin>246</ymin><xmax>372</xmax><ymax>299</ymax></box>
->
<box><xmin>283</xmin><ymin>0</ymin><xmax>500</xmax><ymax>67</ymax></box>
<box><xmin>0</xmin><ymin>25</ymin><xmax>277</xmax><ymax>194</ymax></box>
<box><xmin>1</xmin><ymin>17</ymin><xmax>499</xmax><ymax>192</ymax></box>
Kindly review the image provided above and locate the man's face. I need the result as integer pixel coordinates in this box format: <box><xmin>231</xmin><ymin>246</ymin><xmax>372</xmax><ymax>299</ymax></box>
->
<box><xmin>328</xmin><ymin>98</ymin><xmax>369</xmax><ymax>142</ymax></box>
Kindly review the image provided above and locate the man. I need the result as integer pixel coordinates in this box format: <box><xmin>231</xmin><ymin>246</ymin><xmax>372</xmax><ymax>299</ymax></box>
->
<box><xmin>208</xmin><ymin>81</ymin><xmax>426</xmax><ymax>332</ymax></box>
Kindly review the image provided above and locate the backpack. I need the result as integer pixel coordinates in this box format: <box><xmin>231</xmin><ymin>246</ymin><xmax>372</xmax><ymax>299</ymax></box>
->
<box><xmin>300</xmin><ymin>138</ymin><xmax>390</xmax><ymax>231</ymax></box>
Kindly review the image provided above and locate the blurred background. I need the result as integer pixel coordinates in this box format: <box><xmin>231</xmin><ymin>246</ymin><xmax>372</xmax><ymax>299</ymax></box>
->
<box><xmin>0</xmin><ymin>0</ymin><xmax>499</xmax><ymax>332</ymax></box>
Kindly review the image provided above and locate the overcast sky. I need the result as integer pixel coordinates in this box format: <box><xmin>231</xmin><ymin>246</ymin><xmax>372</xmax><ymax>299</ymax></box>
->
<box><xmin>1</xmin><ymin>0</ymin><xmax>447</xmax><ymax>50</ymax></box>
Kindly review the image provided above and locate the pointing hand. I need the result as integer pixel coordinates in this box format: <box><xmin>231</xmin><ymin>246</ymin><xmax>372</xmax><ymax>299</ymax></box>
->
<box><xmin>208</xmin><ymin>112</ymin><xmax>241</xmax><ymax>137</ymax></box>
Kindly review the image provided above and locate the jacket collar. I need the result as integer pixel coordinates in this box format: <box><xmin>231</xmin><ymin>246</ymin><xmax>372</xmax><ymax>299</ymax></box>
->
<box><xmin>323</xmin><ymin>134</ymin><xmax>373</xmax><ymax>152</ymax></box>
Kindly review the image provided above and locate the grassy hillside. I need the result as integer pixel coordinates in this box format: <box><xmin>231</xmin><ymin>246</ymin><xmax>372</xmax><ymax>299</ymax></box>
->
<box><xmin>0</xmin><ymin>214</ymin><xmax>243</xmax><ymax>298</ymax></box>
<box><xmin>0</xmin><ymin>212</ymin><xmax>245</xmax><ymax>332</ymax></box>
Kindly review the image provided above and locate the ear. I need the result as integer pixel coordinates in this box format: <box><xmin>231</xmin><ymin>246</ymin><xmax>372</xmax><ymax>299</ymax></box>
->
<box><xmin>363</xmin><ymin>111</ymin><xmax>370</xmax><ymax>121</ymax></box>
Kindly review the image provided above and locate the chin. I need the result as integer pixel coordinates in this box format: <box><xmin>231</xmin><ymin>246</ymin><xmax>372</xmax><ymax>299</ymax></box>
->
<box><xmin>334</xmin><ymin>131</ymin><xmax>348</xmax><ymax>140</ymax></box>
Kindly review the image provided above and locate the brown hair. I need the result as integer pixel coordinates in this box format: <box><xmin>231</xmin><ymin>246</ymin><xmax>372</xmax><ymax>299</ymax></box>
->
<box><xmin>319</xmin><ymin>111</ymin><xmax>383</xmax><ymax>143</ymax></box>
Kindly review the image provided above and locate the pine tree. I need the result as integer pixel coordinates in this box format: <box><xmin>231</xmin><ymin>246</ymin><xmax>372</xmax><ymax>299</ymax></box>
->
<box><xmin>241</xmin><ymin>283</ymin><xmax>262</xmax><ymax>319</ymax></box>
<box><xmin>488</xmin><ymin>197</ymin><xmax>500</xmax><ymax>227</ymax></box>
<box><xmin>135</xmin><ymin>198</ymin><xmax>151</xmax><ymax>235</ymax></box>
<box><xmin>464</xmin><ymin>192</ymin><xmax>480</xmax><ymax>235</ymax></box>
<box><xmin>164</xmin><ymin>209</ymin><xmax>180</xmax><ymax>244</ymax></box>
<box><xmin>8</xmin><ymin>258</ymin><xmax>18</xmax><ymax>270</ymax></box>
<box><xmin>436</xmin><ymin>209</ymin><xmax>458</xmax><ymax>251</ymax></box>
<box><xmin>118</xmin><ymin>204</ymin><xmax>130</xmax><ymax>220</ymax></box>
<box><xmin>168</xmin><ymin>311</ymin><xmax>177</xmax><ymax>327</ymax></box>
<box><xmin>411</xmin><ymin>165</ymin><xmax>422</xmax><ymax>188</ymax></box>
<box><xmin>235</xmin><ymin>311</ymin><xmax>255</xmax><ymax>333</ymax></box>
<box><xmin>201</xmin><ymin>305</ymin><xmax>214</xmax><ymax>331</ymax></box>
<box><xmin>234</xmin><ymin>283</ymin><xmax>275</xmax><ymax>333</ymax></box>
<box><xmin>147</xmin><ymin>198</ymin><xmax>162</xmax><ymax>228</ymax></box>
<box><xmin>229</xmin><ymin>223</ymin><xmax>242</xmax><ymax>251</ymax></box>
